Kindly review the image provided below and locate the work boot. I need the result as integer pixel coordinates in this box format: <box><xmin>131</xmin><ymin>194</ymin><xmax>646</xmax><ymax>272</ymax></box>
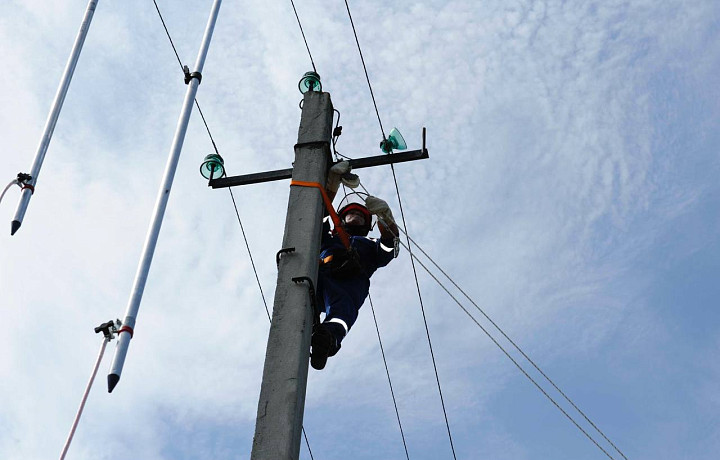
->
<box><xmin>323</xmin><ymin>322</ymin><xmax>346</xmax><ymax>357</ymax></box>
<box><xmin>311</xmin><ymin>324</ymin><xmax>336</xmax><ymax>370</ymax></box>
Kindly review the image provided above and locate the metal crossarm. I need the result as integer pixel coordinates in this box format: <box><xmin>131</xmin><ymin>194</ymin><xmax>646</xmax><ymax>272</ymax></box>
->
<box><xmin>209</xmin><ymin>148</ymin><xmax>429</xmax><ymax>188</ymax></box>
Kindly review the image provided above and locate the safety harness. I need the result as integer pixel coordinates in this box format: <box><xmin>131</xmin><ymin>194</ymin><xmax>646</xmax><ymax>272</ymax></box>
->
<box><xmin>290</xmin><ymin>180</ymin><xmax>364</xmax><ymax>278</ymax></box>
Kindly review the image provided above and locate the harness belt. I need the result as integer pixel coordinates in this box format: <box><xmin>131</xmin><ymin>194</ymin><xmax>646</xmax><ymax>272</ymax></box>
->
<box><xmin>290</xmin><ymin>180</ymin><xmax>352</xmax><ymax>249</ymax></box>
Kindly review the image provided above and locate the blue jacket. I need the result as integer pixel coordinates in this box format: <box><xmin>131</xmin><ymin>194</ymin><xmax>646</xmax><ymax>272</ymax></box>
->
<box><xmin>317</xmin><ymin>219</ymin><xmax>396</xmax><ymax>315</ymax></box>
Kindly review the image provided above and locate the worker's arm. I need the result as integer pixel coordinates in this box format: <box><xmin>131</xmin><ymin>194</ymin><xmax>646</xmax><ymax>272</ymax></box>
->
<box><xmin>378</xmin><ymin>219</ymin><xmax>398</xmax><ymax>240</ymax></box>
<box><xmin>326</xmin><ymin>161</ymin><xmax>359</xmax><ymax>202</ymax></box>
<box><xmin>365</xmin><ymin>196</ymin><xmax>400</xmax><ymax>259</ymax></box>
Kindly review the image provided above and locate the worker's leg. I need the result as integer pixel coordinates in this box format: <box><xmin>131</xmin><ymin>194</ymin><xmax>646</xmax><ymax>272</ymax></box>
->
<box><xmin>322</xmin><ymin>276</ymin><xmax>368</xmax><ymax>346</ymax></box>
<box><xmin>311</xmin><ymin>276</ymin><xmax>368</xmax><ymax>370</ymax></box>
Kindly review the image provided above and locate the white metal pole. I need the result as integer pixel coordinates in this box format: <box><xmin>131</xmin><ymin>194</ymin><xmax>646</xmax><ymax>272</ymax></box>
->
<box><xmin>107</xmin><ymin>0</ymin><xmax>223</xmax><ymax>393</ymax></box>
<box><xmin>11</xmin><ymin>0</ymin><xmax>99</xmax><ymax>236</ymax></box>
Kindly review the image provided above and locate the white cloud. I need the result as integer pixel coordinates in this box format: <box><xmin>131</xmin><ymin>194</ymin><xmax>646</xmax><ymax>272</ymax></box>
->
<box><xmin>1</xmin><ymin>0</ymin><xmax>719</xmax><ymax>459</ymax></box>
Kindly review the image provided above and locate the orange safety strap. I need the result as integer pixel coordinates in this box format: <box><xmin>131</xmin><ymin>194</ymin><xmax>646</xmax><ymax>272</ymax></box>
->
<box><xmin>290</xmin><ymin>180</ymin><xmax>352</xmax><ymax>249</ymax></box>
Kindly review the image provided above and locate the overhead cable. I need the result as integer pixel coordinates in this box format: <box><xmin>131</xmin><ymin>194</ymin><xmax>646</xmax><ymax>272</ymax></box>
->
<box><xmin>398</xmin><ymin>229</ymin><xmax>630</xmax><ymax>460</ymax></box>
<box><xmin>340</xmin><ymin>0</ymin><xmax>626</xmax><ymax>455</ymax></box>
<box><xmin>289</xmin><ymin>0</ymin><xmax>317</xmax><ymax>73</ymax></box>
<box><xmin>368</xmin><ymin>294</ymin><xmax>411</xmax><ymax>460</ymax></box>
<box><xmin>390</xmin><ymin>171</ymin><xmax>457</xmax><ymax>460</ymax></box>
<box><xmin>343</xmin><ymin>0</ymin><xmax>386</xmax><ymax>140</ymax></box>
<box><xmin>387</xmin><ymin>223</ymin><xmax>625</xmax><ymax>460</ymax></box>
<box><xmin>151</xmin><ymin>0</ymin><xmax>220</xmax><ymax>155</ymax></box>
<box><xmin>340</xmin><ymin>182</ymin><xmax>411</xmax><ymax>459</ymax></box>
<box><xmin>342</xmin><ymin>2</ymin><xmax>457</xmax><ymax>457</ymax></box>
<box><xmin>228</xmin><ymin>188</ymin><xmax>271</xmax><ymax>321</ymax></box>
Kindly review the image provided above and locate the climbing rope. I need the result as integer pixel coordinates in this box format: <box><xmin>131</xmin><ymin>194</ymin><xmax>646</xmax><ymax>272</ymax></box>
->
<box><xmin>59</xmin><ymin>321</ymin><xmax>118</xmax><ymax>460</ymax></box>
<box><xmin>0</xmin><ymin>179</ymin><xmax>20</xmax><ymax>206</ymax></box>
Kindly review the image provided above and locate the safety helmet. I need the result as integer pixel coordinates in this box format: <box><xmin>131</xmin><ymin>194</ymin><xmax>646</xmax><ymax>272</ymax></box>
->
<box><xmin>338</xmin><ymin>203</ymin><xmax>372</xmax><ymax>236</ymax></box>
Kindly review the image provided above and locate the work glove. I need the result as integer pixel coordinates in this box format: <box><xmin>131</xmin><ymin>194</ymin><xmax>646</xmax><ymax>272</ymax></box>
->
<box><xmin>365</xmin><ymin>196</ymin><xmax>394</xmax><ymax>224</ymax></box>
<box><xmin>341</xmin><ymin>171</ymin><xmax>360</xmax><ymax>189</ymax></box>
<box><xmin>326</xmin><ymin>161</ymin><xmax>360</xmax><ymax>192</ymax></box>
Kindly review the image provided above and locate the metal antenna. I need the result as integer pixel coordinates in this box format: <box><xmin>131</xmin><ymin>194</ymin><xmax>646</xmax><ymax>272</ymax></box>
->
<box><xmin>10</xmin><ymin>0</ymin><xmax>100</xmax><ymax>236</ymax></box>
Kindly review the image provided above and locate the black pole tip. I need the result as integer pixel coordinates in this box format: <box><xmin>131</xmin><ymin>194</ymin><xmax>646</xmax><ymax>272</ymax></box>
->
<box><xmin>107</xmin><ymin>374</ymin><xmax>120</xmax><ymax>393</ymax></box>
<box><xmin>10</xmin><ymin>221</ymin><xmax>20</xmax><ymax>235</ymax></box>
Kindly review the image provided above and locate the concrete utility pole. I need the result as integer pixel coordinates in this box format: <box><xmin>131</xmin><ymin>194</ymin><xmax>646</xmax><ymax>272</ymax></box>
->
<box><xmin>250</xmin><ymin>90</ymin><xmax>333</xmax><ymax>460</ymax></box>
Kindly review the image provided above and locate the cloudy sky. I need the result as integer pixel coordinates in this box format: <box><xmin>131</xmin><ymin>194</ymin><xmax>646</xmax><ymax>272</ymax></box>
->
<box><xmin>1</xmin><ymin>0</ymin><xmax>719</xmax><ymax>459</ymax></box>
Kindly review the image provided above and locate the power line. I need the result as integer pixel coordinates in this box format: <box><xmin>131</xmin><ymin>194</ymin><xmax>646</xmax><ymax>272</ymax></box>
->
<box><xmin>388</xmin><ymin>224</ymin><xmax>624</xmax><ymax>460</ymax></box>
<box><xmin>289</xmin><ymin>0</ymin><xmax>317</xmax><ymax>73</ymax></box>
<box><xmin>228</xmin><ymin>188</ymin><xmax>271</xmax><ymax>321</ymax></box>
<box><xmin>343</xmin><ymin>0</ymin><xmax>387</xmax><ymax>140</ymax></box>
<box><xmin>342</xmin><ymin>1</ymin><xmax>457</xmax><ymax>457</ymax></box>
<box><xmin>358</xmin><ymin>165</ymin><xmax>626</xmax><ymax>458</ymax></box>
<box><xmin>396</xmin><ymin>228</ymin><xmax>630</xmax><ymax>460</ymax></box>
<box><xmin>368</xmin><ymin>294</ymin><xmax>411</xmax><ymax>460</ymax></box>
<box><xmin>340</xmin><ymin>181</ymin><xmax>411</xmax><ymax>459</ymax></box>
<box><xmin>149</xmin><ymin>0</ymin><xmax>269</xmax><ymax>320</ymax></box>
<box><xmin>151</xmin><ymin>0</ymin><xmax>221</xmax><ymax>156</ymax></box>
<box><xmin>151</xmin><ymin>0</ymin><xmax>183</xmax><ymax>68</ymax></box>
<box><xmin>391</xmin><ymin>170</ymin><xmax>458</xmax><ymax>459</ymax></box>
<box><xmin>149</xmin><ymin>1</ymin><xmax>628</xmax><ymax>457</ymax></box>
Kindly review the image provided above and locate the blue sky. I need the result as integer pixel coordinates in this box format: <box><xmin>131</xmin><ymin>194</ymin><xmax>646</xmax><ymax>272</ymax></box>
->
<box><xmin>1</xmin><ymin>0</ymin><xmax>719</xmax><ymax>459</ymax></box>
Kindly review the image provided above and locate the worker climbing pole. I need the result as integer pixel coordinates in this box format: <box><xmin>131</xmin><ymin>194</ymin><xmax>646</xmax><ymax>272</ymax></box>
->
<box><xmin>206</xmin><ymin>72</ymin><xmax>429</xmax><ymax>460</ymax></box>
<box><xmin>306</xmin><ymin>167</ymin><xmax>401</xmax><ymax>371</ymax></box>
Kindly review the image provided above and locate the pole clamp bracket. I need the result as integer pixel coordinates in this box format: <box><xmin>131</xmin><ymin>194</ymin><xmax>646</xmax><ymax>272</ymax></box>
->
<box><xmin>183</xmin><ymin>65</ymin><xmax>202</xmax><ymax>85</ymax></box>
<box><xmin>16</xmin><ymin>173</ymin><xmax>34</xmax><ymax>194</ymax></box>
<box><xmin>94</xmin><ymin>319</ymin><xmax>121</xmax><ymax>340</ymax></box>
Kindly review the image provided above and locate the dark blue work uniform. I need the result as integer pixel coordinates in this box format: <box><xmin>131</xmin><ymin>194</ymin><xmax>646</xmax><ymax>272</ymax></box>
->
<box><xmin>316</xmin><ymin>218</ymin><xmax>396</xmax><ymax>346</ymax></box>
